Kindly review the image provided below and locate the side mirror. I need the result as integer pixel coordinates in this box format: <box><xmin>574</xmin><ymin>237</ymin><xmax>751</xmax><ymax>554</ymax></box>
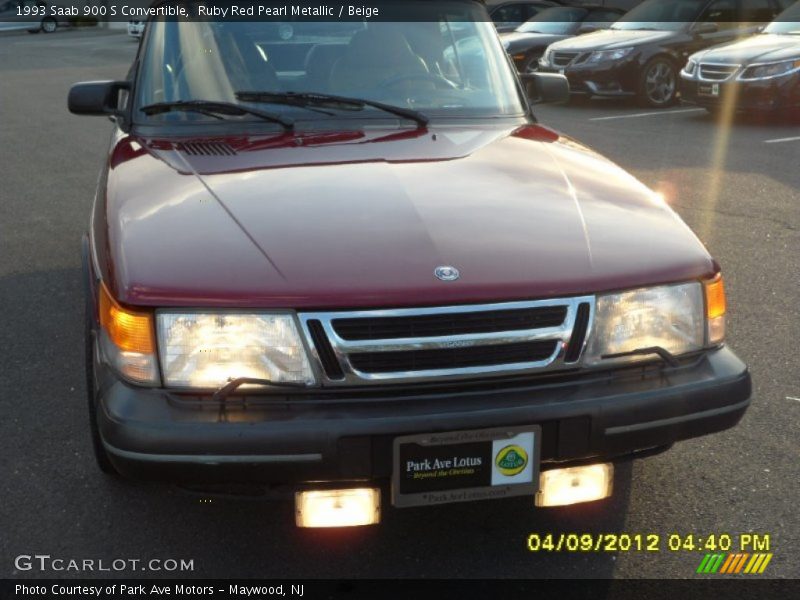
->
<box><xmin>68</xmin><ymin>80</ymin><xmax>130</xmax><ymax>116</ymax></box>
<box><xmin>521</xmin><ymin>72</ymin><xmax>570</xmax><ymax>105</ymax></box>
<box><xmin>692</xmin><ymin>22</ymin><xmax>719</xmax><ymax>35</ymax></box>
<box><xmin>578</xmin><ymin>25</ymin><xmax>598</xmax><ymax>34</ymax></box>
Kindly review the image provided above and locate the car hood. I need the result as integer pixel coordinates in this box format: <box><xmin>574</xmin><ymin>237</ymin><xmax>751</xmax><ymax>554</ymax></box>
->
<box><xmin>502</xmin><ymin>32</ymin><xmax>570</xmax><ymax>52</ymax></box>
<box><xmin>101</xmin><ymin>124</ymin><xmax>714</xmax><ymax>309</ymax></box>
<box><xmin>692</xmin><ymin>33</ymin><xmax>800</xmax><ymax>64</ymax></box>
<box><xmin>548</xmin><ymin>28</ymin><xmax>675</xmax><ymax>51</ymax></box>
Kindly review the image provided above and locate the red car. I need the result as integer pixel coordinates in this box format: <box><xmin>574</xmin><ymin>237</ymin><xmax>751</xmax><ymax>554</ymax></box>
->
<box><xmin>69</xmin><ymin>2</ymin><xmax>750</xmax><ymax>527</ymax></box>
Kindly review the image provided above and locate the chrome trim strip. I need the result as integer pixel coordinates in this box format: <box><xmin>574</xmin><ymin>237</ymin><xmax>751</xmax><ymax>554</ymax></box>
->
<box><xmin>299</xmin><ymin>297</ymin><xmax>595</xmax><ymax>386</ymax></box>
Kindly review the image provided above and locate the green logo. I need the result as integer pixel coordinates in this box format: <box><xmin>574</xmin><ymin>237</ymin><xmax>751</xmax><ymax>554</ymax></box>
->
<box><xmin>495</xmin><ymin>445</ymin><xmax>528</xmax><ymax>476</ymax></box>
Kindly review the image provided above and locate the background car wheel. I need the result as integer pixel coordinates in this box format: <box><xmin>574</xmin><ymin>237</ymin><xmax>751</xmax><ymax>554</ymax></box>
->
<box><xmin>40</xmin><ymin>17</ymin><xmax>57</xmax><ymax>33</ymax></box>
<box><xmin>85</xmin><ymin>288</ymin><xmax>117</xmax><ymax>475</ymax></box>
<box><xmin>638</xmin><ymin>58</ymin><xmax>678</xmax><ymax>108</ymax></box>
<box><xmin>523</xmin><ymin>54</ymin><xmax>541</xmax><ymax>73</ymax></box>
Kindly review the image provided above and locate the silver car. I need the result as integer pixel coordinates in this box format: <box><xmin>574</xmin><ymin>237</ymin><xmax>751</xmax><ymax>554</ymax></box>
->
<box><xmin>0</xmin><ymin>0</ymin><xmax>60</xmax><ymax>34</ymax></box>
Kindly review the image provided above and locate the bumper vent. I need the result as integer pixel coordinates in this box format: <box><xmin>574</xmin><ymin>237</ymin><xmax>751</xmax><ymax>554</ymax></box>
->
<box><xmin>300</xmin><ymin>298</ymin><xmax>594</xmax><ymax>386</ymax></box>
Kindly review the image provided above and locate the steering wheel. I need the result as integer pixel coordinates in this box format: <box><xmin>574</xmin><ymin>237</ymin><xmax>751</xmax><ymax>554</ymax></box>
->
<box><xmin>378</xmin><ymin>73</ymin><xmax>460</xmax><ymax>91</ymax></box>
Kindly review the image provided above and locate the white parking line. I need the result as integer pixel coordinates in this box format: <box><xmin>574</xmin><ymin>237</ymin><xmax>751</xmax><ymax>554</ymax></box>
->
<box><xmin>589</xmin><ymin>108</ymin><xmax>705</xmax><ymax>122</ymax></box>
<box><xmin>787</xmin><ymin>396</ymin><xmax>800</xmax><ymax>402</ymax></box>
<box><xmin>764</xmin><ymin>136</ymin><xmax>800</xmax><ymax>144</ymax></box>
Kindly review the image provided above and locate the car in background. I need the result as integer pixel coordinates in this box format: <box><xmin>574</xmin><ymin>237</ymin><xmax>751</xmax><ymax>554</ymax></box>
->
<box><xmin>538</xmin><ymin>0</ymin><xmax>788</xmax><ymax>107</ymax></box>
<box><xmin>488</xmin><ymin>0</ymin><xmax>560</xmax><ymax>33</ymax></box>
<box><xmin>0</xmin><ymin>0</ymin><xmax>60</xmax><ymax>33</ymax></box>
<box><xmin>681</xmin><ymin>0</ymin><xmax>800</xmax><ymax>114</ymax></box>
<box><xmin>502</xmin><ymin>5</ymin><xmax>625</xmax><ymax>73</ymax></box>
<box><xmin>128</xmin><ymin>20</ymin><xmax>145</xmax><ymax>39</ymax></box>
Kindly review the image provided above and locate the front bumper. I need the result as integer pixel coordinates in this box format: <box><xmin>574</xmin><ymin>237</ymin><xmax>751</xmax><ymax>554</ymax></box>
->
<box><xmin>539</xmin><ymin>59</ymin><xmax>639</xmax><ymax>96</ymax></box>
<box><xmin>96</xmin><ymin>347</ymin><xmax>751</xmax><ymax>485</ymax></box>
<box><xmin>680</xmin><ymin>73</ymin><xmax>800</xmax><ymax>112</ymax></box>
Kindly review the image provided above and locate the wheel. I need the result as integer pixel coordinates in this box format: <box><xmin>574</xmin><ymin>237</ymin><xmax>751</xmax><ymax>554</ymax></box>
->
<box><xmin>638</xmin><ymin>58</ymin><xmax>678</xmax><ymax>108</ymax></box>
<box><xmin>84</xmin><ymin>285</ymin><xmax>117</xmax><ymax>475</ymax></box>
<box><xmin>40</xmin><ymin>17</ymin><xmax>57</xmax><ymax>33</ymax></box>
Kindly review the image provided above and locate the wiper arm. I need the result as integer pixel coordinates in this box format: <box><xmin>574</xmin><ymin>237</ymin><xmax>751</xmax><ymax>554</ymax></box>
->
<box><xmin>236</xmin><ymin>91</ymin><xmax>429</xmax><ymax>129</ymax></box>
<box><xmin>211</xmin><ymin>377</ymin><xmax>309</xmax><ymax>402</ymax></box>
<box><xmin>140</xmin><ymin>100</ymin><xmax>294</xmax><ymax>130</ymax></box>
<box><xmin>601</xmin><ymin>346</ymin><xmax>681</xmax><ymax>368</ymax></box>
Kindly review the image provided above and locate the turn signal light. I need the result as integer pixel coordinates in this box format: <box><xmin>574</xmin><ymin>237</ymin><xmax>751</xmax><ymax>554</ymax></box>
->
<box><xmin>295</xmin><ymin>488</ymin><xmax>381</xmax><ymax>528</ymax></box>
<box><xmin>98</xmin><ymin>282</ymin><xmax>158</xmax><ymax>384</ymax></box>
<box><xmin>704</xmin><ymin>275</ymin><xmax>726</xmax><ymax>345</ymax></box>
<box><xmin>536</xmin><ymin>464</ymin><xmax>613</xmax><ymax>507</ymax></box>
<box><xmin>99</xmin><ymin>282</ymin><xmax>154</xmax><ymax>353</ymax></box>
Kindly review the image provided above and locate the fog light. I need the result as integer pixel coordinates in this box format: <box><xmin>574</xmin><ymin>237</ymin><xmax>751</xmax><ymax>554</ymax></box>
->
<box><xmin>295</xmin><ymin>488</ymin><xmax>380</xmax><ymax>528</ymax></box>
<box><xmin>535</xmin><ymin>464</ymin><xmax>613</xmax><ymax>507</ymax></box>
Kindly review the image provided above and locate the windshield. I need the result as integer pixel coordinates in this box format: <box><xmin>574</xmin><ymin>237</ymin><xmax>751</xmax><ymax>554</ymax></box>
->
<box><xmin>612</xmin><ymin>0</ymin><xmax>702</xmax><ymax>31</ymax></box>
<box><xmin>764</xmin><ymin>2</ymin><xmax>800</xmax><ymax>34</ymax></box>
<box><xmin>136</xmin><ymin>6</ymin><xmax>526</xmax><ymax>125</ymax></box>
<box><xmin>516</xmin><ymin>8</ymin><xmax>588</xmax><ymax>34</ymax></box>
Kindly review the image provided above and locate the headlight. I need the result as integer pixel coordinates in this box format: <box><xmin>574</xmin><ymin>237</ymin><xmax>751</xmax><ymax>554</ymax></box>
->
<box><xmin>587</xmin><ymin>47</ymin><xmax>633</xmax><ymax>64</ymax></box>
<box><xmin>584</xmin><ymin>282</ymin><xmax>705</xmax><ymax>366</ymax></box>
<box><xmin>157</xmin><ymin>312</ymin><xmax>315</xmax><ymax>388</ymax></box>
<box><xmin>683</xmin><ymin>59</ymin><xmax>698</xmax><ymax>76</ymax></box>
<box><xmin>739</xmin><ymin>59</ymin><xmax>800</xmax><ymax>81</ymax></box>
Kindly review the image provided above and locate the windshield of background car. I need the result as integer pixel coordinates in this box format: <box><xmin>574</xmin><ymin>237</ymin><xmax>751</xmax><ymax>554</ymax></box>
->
<box><xmin>611</xmin><ymin>0</ymin><xmax>702</xmax><ymax>31</ymax></box>
<box><xmin>764</xmin><ymin>2</ymin><xmax>800</xmax><ymax>34</ymax></box>
<box><xmin>136</xmin><ymin>6</ymin><xmax>526</xmax><ymax>124</ymax></box>
<box><xmin>516</xmin><ymin>7</ymin><xmax>588</xmax><ymax>34</ymax></box>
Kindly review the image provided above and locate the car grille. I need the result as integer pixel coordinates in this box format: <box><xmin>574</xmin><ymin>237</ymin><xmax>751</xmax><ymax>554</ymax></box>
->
<box><xmin>551</xmin><ymin>52</ymin><xmax>586</xmax><ymax>68</ymax></box>
<box><xmin>699</xmin><ymin>63</ymin><xmax>739</xmax><ymax>81</ymax></box>
<box><xmin>299</xmin><ymin>298</ymin><xmax>594</xmax><ymax>385</ymax></box>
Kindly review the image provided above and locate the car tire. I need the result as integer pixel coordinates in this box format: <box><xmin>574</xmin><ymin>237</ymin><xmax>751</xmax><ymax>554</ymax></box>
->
<box><xmin>638</xmin><ymin>58</ymin><xmax>678</xmax><ymax>108</ymax></box>
<box><xmin>40</xmin><ymin>17</ymin><xmax>57</xmax><ymax>33</ymax></box>
<box><xmin>84</xmin><ymin>283</ymin><xmax>117</xmax><ymax>475</ymax></box>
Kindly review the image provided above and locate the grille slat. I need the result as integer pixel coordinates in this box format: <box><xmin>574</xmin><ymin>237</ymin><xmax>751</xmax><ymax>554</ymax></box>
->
<box><xmin>349</xmin><ymin>341</ymin><xmax>558</xmax><ymax>374</ymax></box>
<box><xmin>552</xmin><ymin>51</ymin><xmax>579</xmax><ymax>67</ymax></box>
<box><xmin>699</xmin><ymin>64</ymin><xmax>739</xmax><ymax>81</ymax></box>
<box><xmin>332</xmin><ymin>306</ymin><xmax>567</xmax><ymax>341</ymax></box>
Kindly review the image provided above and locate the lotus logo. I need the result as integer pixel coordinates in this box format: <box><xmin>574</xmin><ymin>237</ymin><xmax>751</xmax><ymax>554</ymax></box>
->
<box><xmin>435</xmin><ymin>266</ymin><xmax>460</xmax><ymax>282</ymax></box>
<box><xmin>495</xmin><ymin>445</ymin><xmax>528</xmax><ymax>476</ymax></box>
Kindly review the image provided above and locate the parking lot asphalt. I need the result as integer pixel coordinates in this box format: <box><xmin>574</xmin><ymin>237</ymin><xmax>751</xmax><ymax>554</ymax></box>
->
<box><xmin>0</xmin><ymin>29</ymin><xmax>798</xmax><ymax>580</ymax></box>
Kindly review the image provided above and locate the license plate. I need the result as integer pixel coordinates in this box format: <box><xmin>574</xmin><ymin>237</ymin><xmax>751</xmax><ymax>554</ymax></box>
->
<box><xmin>699</xmin><ymin>83</ymin><xmax>720</xmax><ymax>97</ymax></box>
<box><xmin>391</xmin><ymin>425</ymin><xmax>540</xmax><ymax>508</ymax></box>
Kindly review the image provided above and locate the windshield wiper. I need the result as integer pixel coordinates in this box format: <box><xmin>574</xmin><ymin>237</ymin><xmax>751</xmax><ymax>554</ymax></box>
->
<box><xmin>140</xmin><ymin>100</ymin><xmax>294</xmax><ymax>129</ymax></box>
<box><xmin>211</xmin><ymin>377</ymin><xmax>309</xmax><ymax>402</ymax></box>
<box><xmin>235</xmin><ymin>91</ymin><xmax>429</xmax><ymax>129</ymax></box>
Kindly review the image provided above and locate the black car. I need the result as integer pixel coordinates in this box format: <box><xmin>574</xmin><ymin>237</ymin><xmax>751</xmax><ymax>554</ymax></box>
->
<box><xmin>488</xmin><ymin>0</ymin><xmax>560</xmax><ymax>33</ymax></box>
<box><xmin>539</xmin><ymin>0</ymin><xmax>789</xmax><ymax>107</ymax></box>
<box><xmin>501</xmin><ymin>5</ymin><xmax>626</xmax><ymax>73</ymax></box>
<box><xmin>681</xmin><ymin>1</ymin><xmax>800</xmax><ymax>114</ymax></box>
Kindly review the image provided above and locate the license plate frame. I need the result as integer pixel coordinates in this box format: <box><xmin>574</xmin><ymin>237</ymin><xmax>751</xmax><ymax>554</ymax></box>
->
<box><xmin>391</xmin><ymin>425</ymin><xmax>541</xmax><ymax>508</ymax></box>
